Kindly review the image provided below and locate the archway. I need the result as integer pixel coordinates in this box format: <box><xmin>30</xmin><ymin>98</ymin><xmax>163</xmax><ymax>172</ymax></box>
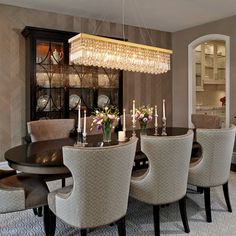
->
<box><xmin>188</xmin><ymin>34</ymin><xmax>230</xmax><ymax>128</ymax></box>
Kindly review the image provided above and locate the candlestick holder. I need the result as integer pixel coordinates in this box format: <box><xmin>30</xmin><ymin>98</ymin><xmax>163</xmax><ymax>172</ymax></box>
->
<box><xmin>77</xmin><ymin>131</ymin><xmax>82</xmax><ymax>144</ymax></box>
<box><xmin>161</xmin><ymin>117</ymin><xmax>167</xmax><ymax>136</ymax></box>
<box><xmin>82</xmin><ymin>132</ymin><xmax>88</xmax><ymax>145</ymax></box>
<box><xmin>154</xmin><ymin>126</ymin><xmax>159</xmax><ymax>136</ymax></box>
<box><xmin>131</xmin><ymin>121</ymin><xmax>136</xmax><ymax>138</ymax></box>
<box><xmin>154</xmin><ymin>115</ymin><xmax>159</xmax><ymax>136</ymax></box>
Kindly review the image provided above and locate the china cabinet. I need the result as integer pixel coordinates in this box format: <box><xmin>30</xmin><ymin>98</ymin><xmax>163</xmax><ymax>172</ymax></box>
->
<box><xmin>22</xmin><ymin>26</ymin><xmax>123</xmax><ymax>122</ymax></box>
<box><xmin>194</xmin><ymin>41</ymin><xmax>225</xmax><ymax>91</ymax></box>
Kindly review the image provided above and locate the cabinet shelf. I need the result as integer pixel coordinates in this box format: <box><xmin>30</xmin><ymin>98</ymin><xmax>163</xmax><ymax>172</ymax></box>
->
<box><xmin>204</xmin><ymin>79</ymin><xmax>225</xmax><ymax>85</ymax></box>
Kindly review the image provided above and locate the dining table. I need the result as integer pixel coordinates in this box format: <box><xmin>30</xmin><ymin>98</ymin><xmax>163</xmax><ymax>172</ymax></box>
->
<box><xmin>5</xmin><ymin>127</ymin><xmax>192</xmax><ymax>176</ymax></box>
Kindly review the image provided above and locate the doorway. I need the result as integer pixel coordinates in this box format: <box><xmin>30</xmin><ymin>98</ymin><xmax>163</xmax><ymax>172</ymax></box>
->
<box><xmin>188</xmin><ymin>34</ymin><xmax>230</xmax><ymax>128</ymax></box>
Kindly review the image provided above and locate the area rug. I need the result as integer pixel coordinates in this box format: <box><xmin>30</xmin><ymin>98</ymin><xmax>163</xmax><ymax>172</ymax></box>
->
<box><xmin>1</xmin><ymin>172</ymin><xmax>236</xmax><ymax>235</ymax></box>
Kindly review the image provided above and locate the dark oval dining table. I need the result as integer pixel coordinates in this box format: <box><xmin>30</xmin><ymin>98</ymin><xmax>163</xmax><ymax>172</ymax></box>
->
<box><xmin>5</xmin><ymin>127</ymin><xmax>190</xmax><ymax>175</ymax></box>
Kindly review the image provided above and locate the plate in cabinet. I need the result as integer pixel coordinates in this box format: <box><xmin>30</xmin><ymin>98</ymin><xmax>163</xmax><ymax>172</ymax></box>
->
<box><xmin>69</xmin><ymin>94</ymin><xmax>81</xmax><ymax>110</ymax></box>
<box><xmin>98</xmin><ymin>95</ymin><xmax>110</xmax><ymax>108</ymax></box>
<box><xmin>37</xmin><ymin>95</ymin><xmax>50</xmax><ymax>111</ymax></box>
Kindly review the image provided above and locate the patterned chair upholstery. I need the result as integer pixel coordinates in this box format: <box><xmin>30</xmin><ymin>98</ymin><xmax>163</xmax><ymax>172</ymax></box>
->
<box><xmin>191</xmin><ymin>114</ymin><xmax>221</xmax><ymax>160</ymax></box>
<box><xmin>188</xmin><ymin>125</ymin><xmax>236</xmax><ymax>222</ymax></box>
<box><xmin>27</xmin><ymin>119</ymin><xmax>75</xmax><ymax>142</ymax></box>
<box><xmin>130</xmin><ymin>131</ymin><xmax>193</xmax><ymax>235</ymax></box>
<box><xmin>191</xmin><ymin>114</ymin><xmax>221</xmax><ymax>129</ymax></box>
<box><xmin>48</xmin><ymin>138</ymin><xmax>138</xmax><ymax>236</ymax></box>
<box><xmin>0</xmin><ymin>173</ymin><xmax>55</xmax><ymax>235</ymax></box>
<box><xmin>27</xmin><ymin>119</ymin><xmax>75</xmax><ymax>185</ymax></box>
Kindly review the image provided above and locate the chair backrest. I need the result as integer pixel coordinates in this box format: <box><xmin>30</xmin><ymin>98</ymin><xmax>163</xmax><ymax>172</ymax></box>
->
<box><xmin>54</xmin><ymin>138</ymin><xmax>137</xmax><ymax>229</ymax></box>
<box><xmin>134</xmin><ymin>131</ymin><xmax>193</xmax><ymax>205</ymax></box>
<box><xmin>27</xmin><ymin>119</ymin><xmax>75</xmax><ymax>142</ymax></box>
<box><xmin>190</xmin><ymin>125</ymin><xmax>236</xmax><ymax>187</ymax></box>
<box><xmin>191</xmin><ymin>113</ymin><xmax>221</xmax><ymax>129</ymax></box>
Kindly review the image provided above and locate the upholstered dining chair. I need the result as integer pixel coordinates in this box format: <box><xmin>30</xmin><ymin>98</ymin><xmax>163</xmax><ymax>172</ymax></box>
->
<box><xmin>0</xmin><ymin>173</ymin><xmax>55</xmax><ymax>235</ymax></box>
<box><xmin>27</xmin><ymin>119</ymin><xmax>75</xmax><ymax>142</ymax></box>
<box><xmin>48</xmin><ymin>137</ymin><xmax>138</xmax><ymax>236</ymax></box>
<box><xmin>27</xmin><ymin>119</ymin><xmax>75</xmax><ymax>186</ymax></box>
<box><xmin>130</xmin><ymin>131</ymin><xmax>193</xmax><ymax>236</ymax></box>
<box><xmin>188</xmin><ymin>125</ymin><xmax>236</xmax><ymax>222</ymax></box>
<box><xmin>191</xmin><ymin>114</ymin><xmax>221</xmax><ymax>160</ymax></box>
<box><xmin>191</xmin><ymin>114</ymin><xmax>221</xmax><ymax>129</ymax></box>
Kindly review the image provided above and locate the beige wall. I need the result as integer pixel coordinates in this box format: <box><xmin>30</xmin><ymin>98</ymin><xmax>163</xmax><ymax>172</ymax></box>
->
<box><xmin>0</xmin><ymin>4</ymin><xmax>172</xmax><ymax>161</ymax></box>
<box><xmin>172</xmin><ymin>15</ymin><xmax>236</xmax><ymax>127</ymax></box>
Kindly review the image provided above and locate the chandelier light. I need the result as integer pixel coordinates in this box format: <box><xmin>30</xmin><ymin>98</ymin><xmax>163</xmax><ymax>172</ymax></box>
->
<box><xmin>69</xmin><ymin>33</ymin><xmax>172</xmax><ymax>75</ymax></box>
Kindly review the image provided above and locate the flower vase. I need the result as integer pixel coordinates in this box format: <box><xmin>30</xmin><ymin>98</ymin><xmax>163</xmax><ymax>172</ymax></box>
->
<box><xmin>139</xmin><ymin>121</ymin><xmax>147</xmax><ymax>135</ymax></box>
<box><xmin>102</xmin><ymin>123</ymin><xmax>112</xmax><ymax>142</ymax></box>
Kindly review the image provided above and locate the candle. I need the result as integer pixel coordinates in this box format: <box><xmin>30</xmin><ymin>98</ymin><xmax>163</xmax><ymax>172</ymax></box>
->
<box><xmin>162</xmin><ymin>99</ymin><xmax>166</xmax><ymax>119</ymax></box>
<box><xmin>132</xmin><ymin>100</ymin><xmax>135</xmax><ymax>124</ymax></box>
<box><xmin>77</xmin><ymin>105</ymin><xmax>81</xmax><ymax>132</ymax></box>
<box><xmin>123</xmin><ymin>108</ymin><xmax>126</xmax><ymax>131</ymax></box>
<box><xmin>83</xmin><ymin>110</ymin><xmax>86</xmax><ymax>136</ymax></box>
<box><xmin>118</xmin><ymin>131</ymin><xmax>126</xmax><ymax>142</ymax></box>
<box><xmin>155</xmin><ymin>105</ymin><xmax>158</xmax><ymax>127</ymax></box>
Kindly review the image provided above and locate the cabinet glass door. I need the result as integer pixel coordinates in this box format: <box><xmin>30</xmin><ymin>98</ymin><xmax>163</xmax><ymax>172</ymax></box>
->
<box><xmin>35</xmin><ymin>41</ymin><xmax>66</xmax><ymax>119</ymax></box>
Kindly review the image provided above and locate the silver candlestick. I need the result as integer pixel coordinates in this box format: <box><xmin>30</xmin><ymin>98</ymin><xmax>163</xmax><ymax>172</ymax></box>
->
<box><xmin>154</xmin><ymin>115</ymin><xmax>159</xmax><ymax>136</ymax></box>
<box><xmin>161</xmin><ymin>117</ymin><xmax>167</xmax><ymax>136</ymax></box>
<box><xmin>131</xmin><ymin>120</ymin><xmax>136</xmax><ymax>138</ymax></box>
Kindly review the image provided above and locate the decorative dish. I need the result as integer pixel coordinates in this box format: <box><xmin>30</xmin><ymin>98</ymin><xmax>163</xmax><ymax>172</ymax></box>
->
<box><xmin>97</xmin><ymin>94</ymin><xmax>110</xmax><ymax>108</ymax></box>
<box><xmin>37</xmin><ymin>95</ymin><xmax>50</xmax><ymax>111</ymax></box>
<box><xmin>69</xmin><ymin>94</ymin><xmax>81</xmax><ymax>110</ymax></box>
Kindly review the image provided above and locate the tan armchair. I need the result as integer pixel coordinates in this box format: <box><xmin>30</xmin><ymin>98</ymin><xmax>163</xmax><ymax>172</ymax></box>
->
<box><xmin>191</xmin><ymin>114</ymin><xmax>221</xmax><ymax>129</ymax></box>
<box><xmin>27</xmin><ymin>119</ymin><xmax>75</xmax><ymax>142</ymax></box>
<box><xmin>0</xmin><ymin>173</ymin><xmax>55</xmax><ymax>235</ymax></box>
<box><xmin>48</xmin><ymin>138</ymin><xmax>138</xmax><ymax>236</ymax></box>
<box><xmin>130</xmin><ymin>131</ymin><xmax>193</xmax><ymax>235</ymax></box>
<box><xmin>188</xmin><ymin>125</ymin><xmax>236</xmax><ymax>222</ymax></box>
<box><xmin>27</xmin><ymin>119</ymin><xmax>75</xmax><ymax>186</ymax></box>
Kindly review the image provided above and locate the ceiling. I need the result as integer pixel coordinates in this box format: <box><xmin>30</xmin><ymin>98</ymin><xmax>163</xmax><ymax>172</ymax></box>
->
<box><xmin>1</xmin><ymin>0</ymin><xmax>236</xmax><ymax>32</ymax></box>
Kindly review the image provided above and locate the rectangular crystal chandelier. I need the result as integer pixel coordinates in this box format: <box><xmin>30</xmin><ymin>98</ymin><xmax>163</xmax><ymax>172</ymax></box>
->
<box><xmin>69</xmin><ymin>33</ymin><xmax>172</xmax><ymax>75</ymax></box>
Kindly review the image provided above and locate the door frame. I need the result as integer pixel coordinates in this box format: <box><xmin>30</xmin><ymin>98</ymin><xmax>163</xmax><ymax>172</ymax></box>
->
<box><xmin>188</xmin><ymin>34</ymin><xmax>230</xmax><ymax>128</ymax></box>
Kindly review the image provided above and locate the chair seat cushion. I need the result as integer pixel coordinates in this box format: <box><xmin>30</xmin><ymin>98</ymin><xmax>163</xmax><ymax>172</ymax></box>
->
<box><xmin>0</xmin><ymin>169</ymin><xmax>16</xmax><ymax>179</ymax></box>
<box><xmin>0</xmin><ymin>174</ymin><xmax>49</xmax><ymax>209</ymax></box>
<box><xmin>48</xmin><ymin>185</ymin><xmax>73</xmax><ymax>214</ymax></box>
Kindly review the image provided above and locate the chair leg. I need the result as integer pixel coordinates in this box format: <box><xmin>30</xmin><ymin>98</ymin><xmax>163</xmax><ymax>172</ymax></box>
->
<box><xmin>116</xmin><ymin>216</ymin><xmax>126</xmax><ymax>236</ymax></box>
<box><xmin>178</xmin><ymin>196</ymin><xmax>190</xmax><ymax>233</ymax></box>
<box><xmin>62</xmin><ymin>178</ymin><xmax>65</xmax><ymax>187</ymax></box>
<box><xmin>153</xmin><ymin>205</ymin><xmax>160</xmax><ymax>236</ymax></box>
<box><xmin>43</xmin><ymin>205</ymin><xmax>56</xmax><ymax>236</ymax></box>
<box><xmin>203</xmin><ymin>187</ymin><xmax>212</xmax><ymax>223</ymax></box>
<box><xmin>33</xmin><ymin>208</ymin><xmax>38</xmax><ymax>216</ymax></box>
<box><xmin>32</xmin><ymin>207</ymin><xmax>42</xmax><ymax>217</ymax></box>
<box><xmin>80</xmin><ymin>229</ymin><xmax>87</xmax><ymax>236</ymax></box>
<box><xmin>38</xmin><ymin>207</ymin><xmax>43</xmax><ymax>217</ymax></box>
<box><xmin>197</xmin><ymin>186</ymin><xmax>204</xmax><ymax>194</ymax></box>
<box><xmin>223</xmin><ymin>182</ymin><xmax>232</xmax><ymax>212</ymax></box>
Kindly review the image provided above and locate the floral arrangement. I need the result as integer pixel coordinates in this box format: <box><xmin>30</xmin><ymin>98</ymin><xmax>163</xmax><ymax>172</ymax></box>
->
<box><xmin>220</xmin><ymin>96</ymin><xmax>226</xmax><ymax>106</ymax></box>
<box><xmin>91</xmin><ymin>106</ymin><xmax>119</xmax><ymax>130</ymax></box>
<box><xmin>133</xmin><ymin>105</ymin><xmax>154</xmax><ymax>124</ymax></box>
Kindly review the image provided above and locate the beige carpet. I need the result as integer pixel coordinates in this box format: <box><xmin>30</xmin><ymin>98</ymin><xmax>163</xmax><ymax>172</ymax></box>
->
<box><xmin>1</xmin><ymin>172</ymin><xmax>236</xmax><ymax>235</ymax></box>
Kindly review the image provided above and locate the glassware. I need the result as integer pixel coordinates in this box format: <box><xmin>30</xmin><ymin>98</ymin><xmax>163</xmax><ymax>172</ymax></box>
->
<box><xmin>102</xmin><ymin>123</ymin><xmax>112</xmax><ymax>142</ymax></box>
